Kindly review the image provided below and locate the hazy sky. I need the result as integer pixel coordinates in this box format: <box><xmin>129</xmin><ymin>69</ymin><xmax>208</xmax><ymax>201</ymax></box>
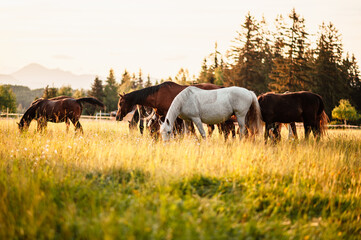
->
<box><xmin>1</xmin><ymin>0</ymin><xmax>361</xmax><ymax>80</ymax></box>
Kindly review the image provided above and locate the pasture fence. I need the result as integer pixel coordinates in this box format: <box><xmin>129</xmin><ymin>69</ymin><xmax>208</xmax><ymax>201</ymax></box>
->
<box><xmin>0</xmin><ymin>112</ymin><xmax>360</xmax><ymax>129</ymax></box>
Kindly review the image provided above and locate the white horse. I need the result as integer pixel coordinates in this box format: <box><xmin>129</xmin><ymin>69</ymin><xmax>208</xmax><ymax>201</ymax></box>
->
<box><xmin>160</xmin><ymin>86</ymin><xmax>262</xmax><ymax>141</ymax></box>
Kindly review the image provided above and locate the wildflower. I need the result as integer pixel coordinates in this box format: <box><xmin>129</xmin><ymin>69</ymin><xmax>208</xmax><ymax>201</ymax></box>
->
<box><xmin>54</xmin><ymin>150</ymin><xmax>58</xmax><ymax>154</ymax></box>
<box><xmin>24</xmin><ymin>148</ymin><xmax>27</xmax><ymax>151</ymax></box>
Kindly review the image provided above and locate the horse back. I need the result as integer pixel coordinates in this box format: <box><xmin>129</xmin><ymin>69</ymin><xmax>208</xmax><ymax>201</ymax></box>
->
<box><xmin>258</xmin><ymin>91</ymin><xmax>322</xmax><ymax>123</ymax></box>
<box><xmin>38</xmin><ymin>98</ymin><xmax>82</xmax><ymax>122</ymax></box>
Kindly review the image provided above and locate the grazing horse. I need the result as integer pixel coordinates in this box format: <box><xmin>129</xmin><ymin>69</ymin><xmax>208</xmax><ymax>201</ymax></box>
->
<box><xmin>258</xmin><ymin>91</ymin><xmax>328</xmax><ymax>142</ymax></box>
<box><xmin>160</xmin><ymin>86</ymin><xmax>262</xmax><ymax>141</ymax></box>
<box><xmin>115</xmin><ymin>81</ymin><xmax>235</xmax><ymax>139</ymax></box>
<box><xmin>18</xmin><ymin>96</ymin><xmax>104</xmax><ymax>133</ymax></box>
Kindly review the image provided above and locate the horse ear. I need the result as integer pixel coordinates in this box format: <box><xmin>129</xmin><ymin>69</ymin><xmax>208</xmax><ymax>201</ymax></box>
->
<box><xmin>119</xmin><ymin>94</ymin><xmax>123</xmax><ymax>98</ymax></box>
<box><xmin>158</xmin><ymin>118</ymin><xmax>164</xmax><ymax>125</ymax></box>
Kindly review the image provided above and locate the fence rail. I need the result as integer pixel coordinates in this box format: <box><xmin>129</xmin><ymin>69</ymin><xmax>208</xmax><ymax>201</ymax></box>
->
<box><xmin>0</xmin><ymin>113</ymin><xmax>116</xmax><ymax>121</ymax></box>
<box><xmin>0</xmin><ymin>113</ymin><xmax>360</xmax><ymax>128</ymax></box>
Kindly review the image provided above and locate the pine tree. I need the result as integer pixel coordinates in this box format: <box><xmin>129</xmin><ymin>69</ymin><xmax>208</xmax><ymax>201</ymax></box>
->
<box><xmin>119</xmin><ymin>69</ymin><xmax>132</xmax><ymax>93</ymax></box>
<box><xmin>145</xmin><ymin>74</ymin><xmax>152</xmax><ymax>87</ymax></box>
<box><xmin>348</xmin><ymin>55</ymin><xmax>361</xmax><ymax>111</ymax></box>
<box><xmin>269</xmin><ymin>9</ymin><xmax>311</xmax><ymax>92</ymax></box>
<box><xmin>175</xmin><ymin>68</ymin><xmax>189</xmax><ymax>85</ymax></box>
<box><xmin>87</xmin><ymin>76</ymin><xmax>104</xmax><ymax>115</ymax></box>
<box><xmin>198</xmin><ymin>58</ymin><xmax>209</xmax><ymax>83</ymax></box>
<box><xmin>312</xmin><ymin>22</ymin><xmax>345</xmax><ymax>115</ymax></box>
<box><xmin>137</xmin><ymin>68</ymin><xmax>143</xmax><ymax>89</ymax></box>
<box><xmin>227</xmin><ymin>12</ymin><xmax>270</xmax><ymax>94</ymax></box>
<box><xmin>103</xmin><ymin>69</ymin><xmax>119</xmax><ymax>111</ymax></box>
<box><xmin>131</xmin><ymin>73</ymin><xmax>137</xmax><ymax>90</ymax></box>
<box><xmin>268</xmin><ymin>14</ymin><xmax>289</xmax><ymax>92</ymax></box>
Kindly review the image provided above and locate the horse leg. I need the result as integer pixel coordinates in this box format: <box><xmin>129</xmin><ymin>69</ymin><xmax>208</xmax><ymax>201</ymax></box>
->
<box><xmin>71</xmin><ymin>118</ymin><xmax>83</xmax><ymax>134</ymax></box>
<box><xmin>185</xmin><ymin>121</ymin><xmax>196</xmax><ymax>135</ymax></box>
<box><xmin>139</xmin><ymin>119</ymin><xmax>144</xmax><ymax>135</ymax></box>
<box><xmin>264</xmin><ymin>123</ymin><xmax>272</xmax><ymax>143</ymax></box>
<box><xmin>37</xmin><ymin>118</ymin><xmax>47</xmax><ymax>132</ymax></box>
<box><xmin>192</xmin><ymin>118</ymin><xmax>206</xmax><ymax>139</ymax></box>
<box><xmin>274</xmin><ymin>123</ymin><xmax>281</xmax><ymax>142</ymax></box>
<box><xmin>289</xmin><ymin>122</ymin><xmax>298</xmax><ymax>140</ymax></box>
<box><xmin>303</xmin><ymin>122</ymin><xmax>312</xmax><ymax>140</ymax></box>
<box><xmin>225</xmin><ymin>121</ymin><xmax>235</xmax><ymax>141</ymax></box>
<box><xmin>65</xmin><ymin>118</ymin><xmax>70</xmax><ymax>133</ymax></box>
<box><xmin>217</xmin><ymin>124</ymin><xmax>223</xmax><ymax>135</ymax></box>
<box><xmin>174</xmin><ymin>118</ymin><xmax>184</xmax><ymax>135</ymax></box>
<box><xmin>309</xmin><ymin>121</ymin><xmax>321</xmax><ymax>141</ymax></box>
<box><xmin>219</xmin><ymin>123</ymin><xmax>229</xmax><ymax>141</ymax></box>
<box><xmin>75</xmin><ymin>121</ymin><xmax>83</xmax><ymax>134</ymax></box>
<box><xmin>207</xmin><ymin>124</ymin><xmax>215</xmax><ymax>137</ymax></box>
<box><xmin>235</xmin><ymin>114</ymin><xmax>246</xmax><ymax>140</ymax></box>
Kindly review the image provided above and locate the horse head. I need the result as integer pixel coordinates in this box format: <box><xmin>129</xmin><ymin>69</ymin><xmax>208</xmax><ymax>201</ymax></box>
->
<box><xmin>17</xmin><ymin>120</ymin><xmax>29</xmax><ymax>132</ymax></box>
<box><xmin>116</xmin><ymin>93</ymin><xmax>132</xmax><ymax>121</ymax></box>
<box><xmin>159</xmin><ymin>118</ymin><xmax>173</xmax><ymax>141</ymax></box>
<box><xmin>147</xmin><ymin>114</ymin><xmax>161</xmax><ymax>139</ymax></box>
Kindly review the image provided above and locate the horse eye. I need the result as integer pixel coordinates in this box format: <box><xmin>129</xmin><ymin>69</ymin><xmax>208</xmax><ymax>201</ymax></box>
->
<box><xmin>167</xmin><ymin>131</ymin><xmax>171</xmax><ymax>135</ymax></box>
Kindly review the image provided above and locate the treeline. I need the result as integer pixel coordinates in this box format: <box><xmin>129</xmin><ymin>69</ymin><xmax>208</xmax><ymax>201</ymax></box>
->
<box><xmin>197</xmin><ymin>9</ymin><xmax>360</xmax><ymax>116</ymax></box>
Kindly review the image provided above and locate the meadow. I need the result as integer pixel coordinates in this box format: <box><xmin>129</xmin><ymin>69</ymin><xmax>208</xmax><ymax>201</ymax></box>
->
<box><xmin>0</xmin><ymin>119</ymin><xmax>360</xmax><ymax>239</ymax></box>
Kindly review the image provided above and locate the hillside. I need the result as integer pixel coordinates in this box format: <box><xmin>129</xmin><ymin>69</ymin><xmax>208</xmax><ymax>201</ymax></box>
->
<box><xmin>0</xmin><ymin>63</ymin><xmax>96</xmax><ymax>90</ymax></box>
<box><xmin>8</xmin><ymin>85</ymin><xmax>44</xmax><ymax>112</ymax></box>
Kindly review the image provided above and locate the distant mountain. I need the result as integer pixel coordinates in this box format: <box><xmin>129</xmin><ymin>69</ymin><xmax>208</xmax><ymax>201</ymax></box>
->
<box><xmin>1</xmin><ymin>63</ymin><xmax>96</xmax><ymax>90</ymax></box>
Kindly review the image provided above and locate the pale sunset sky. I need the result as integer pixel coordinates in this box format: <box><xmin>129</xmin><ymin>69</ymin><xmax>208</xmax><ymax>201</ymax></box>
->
<box><xmin>1</xmin><ymin>0</ymin><xmax>360</xmax><ymax>80</ymax></box>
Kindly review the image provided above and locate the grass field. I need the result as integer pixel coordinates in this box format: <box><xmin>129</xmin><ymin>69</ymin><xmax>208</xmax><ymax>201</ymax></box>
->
<box><xmin>0</xmin><ymin>119</ymin><xmax>361</xmax><ymax>239</ymax></box>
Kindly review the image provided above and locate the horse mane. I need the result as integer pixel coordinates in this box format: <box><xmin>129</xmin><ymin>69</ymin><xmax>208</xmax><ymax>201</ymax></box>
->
<box><xmin>49</xmin><ymin>95</ymin><xmax>71</xmax><ymax>100</ymax></box>
<box><xmin>124</xmin><ymin>81</ymin><xmax>177</xmax><ymax>105</ymax></box>
<box><xmin>30</xmin><ymin>98</ymin><xmax>45</xmax><ymax>106</ymax></box>
<box><xmin>30</xmin><ymin>96</ymin><xmax>71</xmax><ymax>105</ymax></box>
<box><xmin>21</xmin><ymin>99</ymin><xmax>43</xmax><ymax>123</ymax></box>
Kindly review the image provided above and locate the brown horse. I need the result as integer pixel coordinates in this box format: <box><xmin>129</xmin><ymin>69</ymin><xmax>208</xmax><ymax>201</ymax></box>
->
<box><xmin>258</xmin><ymin>91</ymin><xmax>328</xmax><ymax>141</ymax></box>
<box><xmin>18</xmin><ymin>96</ymin><xmax>104</xmax><ymax>133</ymax></box>
<box><xmin>116</xmin><ymin>81</ymin><xmax>235</xmax><ymax>139</ymax></box>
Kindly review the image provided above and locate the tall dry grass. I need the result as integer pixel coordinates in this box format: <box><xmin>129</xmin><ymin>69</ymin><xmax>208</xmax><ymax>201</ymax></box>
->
<box><xmin>0</xmin><ymin>119</ymin><xmax>360</xmax><ymax>239</ymax></box>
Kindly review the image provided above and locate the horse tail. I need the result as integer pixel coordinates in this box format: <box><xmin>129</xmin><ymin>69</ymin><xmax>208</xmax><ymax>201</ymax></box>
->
<box><xmin>317</xmin><ymin>111</ymin><xmax>329</xmax><ymax>137</ymax></box>
<box><xmin>316</xmin><ymin>95</ymin><xmax>329</xmax><ymax>137</ymax></box>
<box><xmin>76</xmin><ymin>97</ymin><xmax>105</xmax><ymax>108</ymax></box>
<box><xmin>246</xmin><ymin>91</ymin><xmax>262</xmax><ymax>136</ymax></box>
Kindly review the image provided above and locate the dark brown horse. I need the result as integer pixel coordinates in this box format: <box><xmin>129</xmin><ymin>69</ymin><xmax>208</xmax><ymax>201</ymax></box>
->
<box><xmin>115</xmin><ymin>81</ymin><xmax>235</xmax><ymax>139</ymax></box>
<box><xmin>18</xmin><ymin>96</ymin><xmax>104</xmax><ymax>133</ymax></box>
<box><xmin>258</xmin><ymin>91</ymin><xmax>328</xmax><ymax>141</ymax></box>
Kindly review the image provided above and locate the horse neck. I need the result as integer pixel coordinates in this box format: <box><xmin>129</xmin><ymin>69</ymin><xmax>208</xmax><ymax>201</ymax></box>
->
<box><xmin>20</xmin><ymin>105</ymin><xmax>37</xmax><ymax>125</ymax></box>
<box><xmin>165</xmin><ymin>95</ymin><xmax>182</xmax><ymax>128</ymax></box>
